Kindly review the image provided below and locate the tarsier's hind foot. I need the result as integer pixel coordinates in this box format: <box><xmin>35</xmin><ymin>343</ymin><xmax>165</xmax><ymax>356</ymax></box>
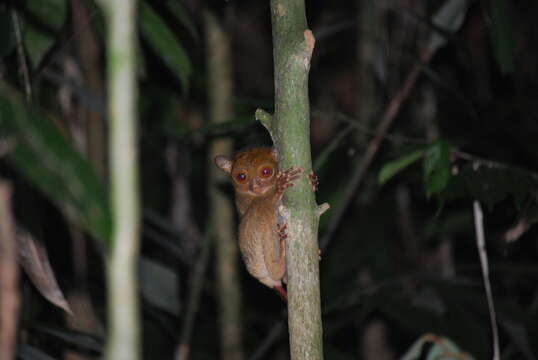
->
<box><xmin>276</xmin><ymin>167</ymin><xmax>303</xmax><ymax>197</ymax></box>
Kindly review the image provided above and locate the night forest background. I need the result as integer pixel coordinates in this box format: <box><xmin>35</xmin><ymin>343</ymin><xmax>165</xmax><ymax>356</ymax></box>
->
<box><xmin>0</xmin><ymin>0</ymin><xmax>538</xmax><ymax>359</ymax></box>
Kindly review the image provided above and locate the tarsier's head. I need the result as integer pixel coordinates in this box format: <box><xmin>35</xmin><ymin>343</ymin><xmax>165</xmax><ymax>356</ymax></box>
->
<box><xmin>215</xmin><ymin>147</ymin><xmax>278</xmax><ymax>196</ymax></box>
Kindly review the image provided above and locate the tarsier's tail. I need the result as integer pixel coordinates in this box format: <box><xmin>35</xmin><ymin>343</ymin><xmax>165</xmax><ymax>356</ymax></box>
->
<box><xmin>274</xmin><ymin>285</ymin><xmax>288</xmax><ymax>302</ymax></box>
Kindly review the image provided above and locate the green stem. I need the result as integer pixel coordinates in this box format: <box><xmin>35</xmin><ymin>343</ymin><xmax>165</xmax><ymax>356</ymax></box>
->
<box><xmin>98</xmin><ymin>0</ymin><xmax>141</xmax><ymax>359</ymax></box>
<box><xmin>269</xmin><ymin>0</ymin><xmax>323</xmax><ymax>359</ymax></box>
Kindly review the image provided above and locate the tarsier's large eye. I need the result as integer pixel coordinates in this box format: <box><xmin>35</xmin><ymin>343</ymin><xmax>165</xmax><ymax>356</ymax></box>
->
<box><xmin>259</xmin><ymin>166</ymin><xmax>273</xmax><ymax>178</ymax></box>
<box><xmin>235</xmin><ymin>172</ymin><xmax>247</xmax><ymax>183</ymax></box>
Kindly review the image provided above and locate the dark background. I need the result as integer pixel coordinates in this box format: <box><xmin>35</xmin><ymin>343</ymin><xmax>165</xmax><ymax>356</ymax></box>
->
<box><xmin>1</xmin><ymin>0</ymin><xmax>538</xmax><ymax>359</ymax></box>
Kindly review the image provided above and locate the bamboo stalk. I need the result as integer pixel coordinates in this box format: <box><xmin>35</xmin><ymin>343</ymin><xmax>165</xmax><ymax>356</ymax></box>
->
<box><xmin>97</xmin><ymin>0</ymin><xmax>141</xmax><ymax>359</ymax></box>
<box><xmin>204</xmin><ymin>8</ymin><xmax>245</xmax><ymax>360</ymax></box>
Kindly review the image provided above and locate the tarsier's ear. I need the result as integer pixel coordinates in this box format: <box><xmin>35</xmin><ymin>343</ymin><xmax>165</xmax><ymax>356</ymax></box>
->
<box><xmin>214</xmin><ymin>155</ymin><xmax>233</xmax><ymax>173</ymax></box>
<box><xmin>271</xmin><ymin>147</ymin><xmax>279</xmax><ymax>161</ymax></box>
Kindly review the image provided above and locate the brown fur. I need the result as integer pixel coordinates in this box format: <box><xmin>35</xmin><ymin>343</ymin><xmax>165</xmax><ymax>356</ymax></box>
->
<box><xmin>215</xmin><ymin>147</ymin><xmax>302</xmax><ymax>296</ymax></box>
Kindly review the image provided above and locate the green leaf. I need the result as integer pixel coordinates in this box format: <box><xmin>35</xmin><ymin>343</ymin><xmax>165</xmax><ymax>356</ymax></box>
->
<box><xmin>489</xmin><ymin>0</ymin><xmax>515</xmax><ymax>74</ymax></box>
<box><xmin>166</xmin><ymin>1</ymin><xmax>199</xmax><ymax>43</ymax></box>
<box><xmin>378</xmin><ymin>150</ymin><xmax>425</xmax><ymax>185</ymax></box>
<box><xmin>140</xmin><ymin>3</ymin><xmax>191</xmax><ymax>93</ymax></box>
<box><xmin>23</xmin><ymin>0</ymin><xmax>67</xmax><ymax>67</ymax></box>
<box><xmin>424</xmin><ymin>140</ymin><xmax>451</xmax><ymax>197</ymax></box>
<box><xmin>428</xmin><ymin>0</ymin><xmax>472</xmax><ymax>54</ymax></box>
<box><xmin>18</xmin><ymin>344</ymin><xmax>57</xmax><ymax>360</ymax></box>
<box><xmin>24</xmin><ymin>29</ymin><xmax>53</xmax><ymax>68</ymax></box>
<box><xmin>442</xmin><ymin>163</ymin><xmax>537</xmax><ymax>211</ymax></box>
<box><xmin>34</xmin><ymin>326</ymin><xmax>103</xmax><ymax>352</ymax></box>
<box><xmin>0</xmin><ymin>90</ymin><xmax>111</xmax><ymax>245</ymax></box>
<box><xmin>400</xmin><ymin>334</ymin><xmax>476</xmax><ymax>360</ymax></box>
<box><xmin>25</xmin><ymin>0</ymin><xmax>66</xmax><ymax>28</ymax></box>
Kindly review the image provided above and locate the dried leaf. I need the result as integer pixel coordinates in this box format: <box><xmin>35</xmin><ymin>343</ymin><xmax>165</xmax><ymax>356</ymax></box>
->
<box><xmin>428</xmin><ymin>0</ymin><xmax>471</xmax><ymax>54</ymax></box>
<box><xmin>17</xmin><ymin>229</ymin><xmax>72</xmax><ymax>315</ymax></box>
<box><xmin>139</xmin><ymin>257</ymin><xmax>180</xmax><ymax>315</ymax></box>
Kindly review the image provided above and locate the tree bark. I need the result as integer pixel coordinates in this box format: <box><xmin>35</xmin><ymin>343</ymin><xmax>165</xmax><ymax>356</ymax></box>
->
<box><xmin>259</xmin><ymin>0</ymin><xmax>324</xmax><ymax>359</ymax></box>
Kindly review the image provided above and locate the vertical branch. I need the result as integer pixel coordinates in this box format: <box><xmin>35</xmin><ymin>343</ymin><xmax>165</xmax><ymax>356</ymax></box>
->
<box><xmin>355</xmin><ymin>0</ymin><xmax>380</xmax><ymax>147</ymax></box>
<box><xmin>0</xmin><ymin>180</ymin><xmax>19</xmax><ymax>360</ymax></box>
<box><xmin>97</xmin><ymin>0</ymin><xmax>141</xmax><ymax>359</ymax></box>
<box><xmin>268</xmin><ymin>0</ymin><xmax>323</xmax><ymax>359</ymax></box>
<box><xmin>71</xmin><ymin>0</ymin><xmax>107</xmax><ymax>177</ymax></box>
<box><xmin>354</xmin><ymin>4</ymin><xmax>392</xmax><ymax>357</ymax></box>
<box><xmin>205</xmin><ymin>8</ymin><xmax>244</xmax><ymax>360</ymax></box>
<box><xmin>473</xmin><ymin>201</ymin><xmax>500</xmax><ymax>360</ymax></box>
<box><xmin>176</xmin><ymin>230</ymin><xmax>211</xmax><ymax>360</ymax></box>
<box><xmin>63</xmin><ymin>4</ymin><xmax>106</xmax><ymax>351</ymax></box>
<box><xmin>11</xmin><ymin>8</ymin><xmax>32</xmax><ymax>101</ymax></box>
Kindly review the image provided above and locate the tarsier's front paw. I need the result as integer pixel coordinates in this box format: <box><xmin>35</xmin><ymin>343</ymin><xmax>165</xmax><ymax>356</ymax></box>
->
<box><xmin>276</xmin><ymin>167</ymin><xmax>304</xmax><ymax>196</ymax></box>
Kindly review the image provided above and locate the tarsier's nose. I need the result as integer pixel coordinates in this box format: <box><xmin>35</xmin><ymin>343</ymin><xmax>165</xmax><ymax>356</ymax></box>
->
<box><xmin>250</xmin><ymin>178</ymin><xmax>264</xmax><ymax>194</ymax></box>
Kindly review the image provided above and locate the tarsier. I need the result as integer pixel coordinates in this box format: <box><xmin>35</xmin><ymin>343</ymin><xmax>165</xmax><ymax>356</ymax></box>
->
<box><xmin>215</xmin><ymin>147</ymin><xmax>318</xmax><ymax>301</ymax></box>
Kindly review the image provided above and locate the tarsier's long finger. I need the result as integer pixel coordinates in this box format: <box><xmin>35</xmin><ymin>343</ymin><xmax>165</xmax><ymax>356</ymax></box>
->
<box><xmin>276</xmin><ymin>167</ymin><xmax>304</xmax><ymax>196</ymax></box>
<box><xmin>285</xmin><ymin>166</ymin><xmax>303</xmax><ymax>181</ymax></box>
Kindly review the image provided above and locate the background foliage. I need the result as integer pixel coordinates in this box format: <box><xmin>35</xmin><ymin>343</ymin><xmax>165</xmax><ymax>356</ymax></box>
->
<box><xmin>1</xmin><ymin>0</ymin><xmax>538</xmax><ymax>359</ymax></box>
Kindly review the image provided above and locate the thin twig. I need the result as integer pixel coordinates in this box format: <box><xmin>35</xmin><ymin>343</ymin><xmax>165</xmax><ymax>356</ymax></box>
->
<box><xmin>142</xmin><ymin>227</ymin><xmax>187</xmax><ymax>263</ymax></box>
<box><xmin>320</xmin><ymin>47</ymin><xmax>431</xmax><ymax>250</ymax></box>
<box><xmin>313</xmin><ymin>115</ymin><xmax>538</xmax><ymax>184</ymax></box>
<box><xmin>36</xmin><ymin>2</ymin><xmax>100</xmax><ymax>79</ymax></box>
<box><xmin>472</xmin><ymin>201</ymin><xmax>500</xmax><ymax>360</ymax></box>
<box><xmin>11</xmin><ymin>8</ymin><xmax>32</xmax><ymax>101</ymax></box>
<box><xmin>0</xmin><ymin>180</ymin><xmax>20</xmax><ymax>360</ymax></box>
<box><xmin>176</xmin><ymin>229</ymin><xmax>212</xmax><ymax>360</ymax></box>
<box><xmin>316</xmin><ymin>110</ymin><xmax>428</xmax><ymax>146</ymax></box>
<box><xmin>249</xmin><ymin>317</ymin><xmax>287</xmax><ymax>360</ymax></box>
<box><xmin>453</xmin><ymin>149</ymin><xmax>538</xmax><ymax>181</ymax></box>
<box><xmin>503</xmin><ymin>217</ymin><xmax>534</xmax><ymax>243</ymax></box>
<box><xmin>313</xmin><ymin>124</ymin><xmax>354</xmax><ymax>172</ymax></box>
